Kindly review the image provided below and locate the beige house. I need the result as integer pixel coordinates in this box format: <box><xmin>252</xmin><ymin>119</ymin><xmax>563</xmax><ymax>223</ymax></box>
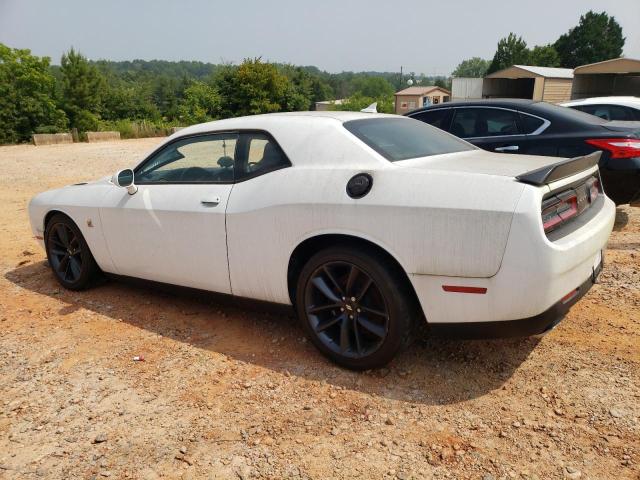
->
<box><xmin>394</xmin><ymin>86</ymin><xmax>450</xmax><ymax>114</ymax></box>
<box><xmin>483</xmin><ymin>65</ymin><xmax>574</xmax><ymax>103</ymax></box>
<box><xmin>571</xmin><ymin>57</ymin><xmax>640</xmax><ymax>99</ymax></box>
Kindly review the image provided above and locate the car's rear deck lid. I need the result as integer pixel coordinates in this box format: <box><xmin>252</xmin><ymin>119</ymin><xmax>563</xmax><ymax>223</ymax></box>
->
<box><xmin>515</xmin><ymin>152</ymin><xmax>601</xmax><ymax>186</ymax></box>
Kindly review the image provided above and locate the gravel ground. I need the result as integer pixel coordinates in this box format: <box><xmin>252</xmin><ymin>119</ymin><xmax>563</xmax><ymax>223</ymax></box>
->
<box><xmin>0</xmin><ymin>139</ymin><xmax>638</xmax><ymax>480</ymax></box>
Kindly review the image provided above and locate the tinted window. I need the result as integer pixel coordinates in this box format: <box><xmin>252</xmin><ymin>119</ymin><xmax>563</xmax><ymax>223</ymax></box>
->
<box><xmin>410</xmin><ymin>109</ymin><xmax>450</xmax><ymax>130</ymax></box>
<box><xmin>344</xmin><ymin>118</ymin><xmax>474</xmax><ymax>162</ymax></box>
<box><xmin>237</xmin><ymin>132</ymin><xmax>290</xmax><ymax>180</ymax></box>
<box><xmin>451</xmin><ymin>108</ymin><xmax>521</xmax><ymax>138</ymax></box>
<box><xmin>579</xmin><ymin>104</ymin><xmax>636</xmax><ymax>121</ymax></box>
<box><xmin>520</xmin><ymin>114</ymin><xmax>546</xmax><ymax>134</ymax></box>
<box><xmin>136</xmin><ymin>133</ymin><xmax>238</xmax><ymax>183</ymax></box>
<box><xmin>536</xmin><ymin>102</ymin><xmax>608</xmax><ymax>125</ymax></box>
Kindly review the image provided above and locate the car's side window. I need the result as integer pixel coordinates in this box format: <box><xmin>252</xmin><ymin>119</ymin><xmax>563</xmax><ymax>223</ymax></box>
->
<box><xmin>236</xmin><ymin>132</ymin><xmax>290</xmax><ymax>181</ymax></box>
<box><xmin>520</xmin><ymin>113</ymin><xmax>546</xmax><ymax>134</ymax></box>
<box><xmin>410</xmin><ymin>109</ymin><xmax>451</xmax><ymax>130</ymax></box>
<box><xmin>135</xmin><ymin>133</ymin><xmax>238</xmax><ymax>184</ymax></box>
<box><xmin>580</xmin><ymin>104</ymin><xmax>635</xmax><ymax>121</ymax></box>
<box><xmin>451</xmin><ymin>108</ymin><xmax>522</xmax><ymax>138</ymax></box>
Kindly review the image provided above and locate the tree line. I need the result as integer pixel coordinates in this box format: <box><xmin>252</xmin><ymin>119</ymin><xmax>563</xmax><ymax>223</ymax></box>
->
<box><xmin>1</xmin><ymin>46</ymin><xmax>436</xmax><ymax>144</ymax></box>
<box><xmin>0</xmin><ymin>10</ymin><xmax>625</xmax><ymax>144</ymax></box>
<box><xmin>452</xmin><ymin>11</ymin><xmax>625</xmax><ymax>77</ymax></box>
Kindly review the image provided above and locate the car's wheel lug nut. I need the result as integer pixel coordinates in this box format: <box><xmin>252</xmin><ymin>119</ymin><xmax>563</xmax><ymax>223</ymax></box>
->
<box><xmin>350</xmin><ymin>297</ymin><xmax>356</xmax><ymax>302</ymax></box>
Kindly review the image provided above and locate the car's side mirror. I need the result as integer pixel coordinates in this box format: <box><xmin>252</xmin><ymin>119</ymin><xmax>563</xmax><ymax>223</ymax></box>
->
<box><xmin>113</xmin><ymin>168</ymin><xmax>138</xmax><ymax>195</ymax></box>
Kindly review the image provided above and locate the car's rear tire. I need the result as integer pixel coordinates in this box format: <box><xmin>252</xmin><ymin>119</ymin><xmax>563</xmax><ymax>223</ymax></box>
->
<box><xmin>295</xmin><ymin>245</ymin><xmax>416</xmax><ymax>370</ymax></box>
<box><xmin>45</xmin><ymin>213</ymin><xmax>99</xmax><ymax>290</ymax></box>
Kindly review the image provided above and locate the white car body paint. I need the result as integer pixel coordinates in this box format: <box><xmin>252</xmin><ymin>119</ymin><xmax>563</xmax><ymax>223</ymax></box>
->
<box><xmin>99</xmin><ymin>183</ymin><xmax>233</xmax><ymax>293</ymax></box>
<box><xmin>561</xmin><ymin>96</ymin><xmax>640</xmax><ymax>111</ymax></box>
<box><xmin>29</xmin><ymin>111</ymin><xmax>616</xmax><ymax>326</ymax></box>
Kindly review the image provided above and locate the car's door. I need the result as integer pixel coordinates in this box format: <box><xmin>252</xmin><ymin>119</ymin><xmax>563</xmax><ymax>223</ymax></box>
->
<box><xmin>224</xmin><ymin>131</ymin><xmax>293</xmax><ymax>303</ymax></box>
<box><xmin>449</xmin><ymin>107</ymin><xmax>528</xmax><ymax>154</ymax></box>
<box><xmin>100</xmin><ymin>132</ymin><xmax>238</xmax><ymax>293</ymax></box>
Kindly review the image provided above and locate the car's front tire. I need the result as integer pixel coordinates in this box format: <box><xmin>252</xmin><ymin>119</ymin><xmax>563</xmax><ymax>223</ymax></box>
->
<box><xmin>295</xmin><ymin>245</ymin><xmax>416</xmax><ymax>370</ymax></box>
<box><xmin>45</xmin><ymin>213</ymin><xmax>99</xmax><ymax>290</ymax></box>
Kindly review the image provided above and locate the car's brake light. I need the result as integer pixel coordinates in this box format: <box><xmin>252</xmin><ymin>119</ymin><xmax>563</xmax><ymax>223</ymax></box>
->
<box><xmin>585</xmin><ymin>138</ymin><xmax>640</xmax><ymax>159</ymax></box>
<box><xmin>542</xmin><ymin>191</ymin><xmax>578</xmax><ymax>233</ymax></box>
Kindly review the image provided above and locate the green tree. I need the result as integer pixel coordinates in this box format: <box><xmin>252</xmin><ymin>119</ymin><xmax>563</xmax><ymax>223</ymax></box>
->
<box><xmin>487</xmin><ymin>33</ymin><xmax>530</xmax><ymax>74</ymax></box>
<box><xmin>330</xmin><ymin>93</ymin><xmax>394</xmax><ymax>114</ymax></box>
<box><xmin>102</xmin><ymin>82</ymin><xmax>160</xmax><ymax>122</ymax></box>
<box><xmin>309</xmin><ymin>76</ymin><xmax>334</xmax><ymax>103</ymax></box>
<box><xmin>215</xmin><ymin>58</ymin><xmax>290</xmax><ymax>118</ymax></box>
<box><xmin>434</xmin><ymin>78</ymin><xmax>452</xmax><ymax>91</ymax></box>
<box><xmin>554</xmin><ymin>11</ymin><xmax>625</xmax><ymax>68</ymax></box>
<box><xmin>351</xmin><ymin>76</ymin><xmax>394</xmax><ymax>98</ymax></box>
<box><xmin>452</xmin><ymin>57</ymin><xmax>490</xmax><ymax>77</ymax></box>
<box><xmin>529</xmin><ymin>45</ymin><xmax>561</xmax><ymax>67</ymax></box>
<box><xmin>178</xmin><ymin>81</ymin><xmax>221</xmax><ymax>124</ymax></box>
<box><xmin>278</xmin><ymin>64</ymin><xmax>317</xmax><ymax>110</ymax></box>
<box><xmin>95</xmin><ymin>63</ymin><xmax>160</xmax><ymax>122</ymax></box>
<box><xmin>0</xmin><ymin>43</ymin><xmax>67</xmax><ymax>143</ymax></box>
<box><xmin>60</xmin><ymin>48</ymin><xmax>105</xmax><ymax>131</ymax></box>
<box><xmin>153</xmin><ymin>75</ymin><xmax>182</xmax><ymax>119</ymax></box>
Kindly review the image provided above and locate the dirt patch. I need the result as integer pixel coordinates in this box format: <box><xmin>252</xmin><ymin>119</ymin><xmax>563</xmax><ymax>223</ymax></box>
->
<box><xmin>0</xmin><ymin>139</ymin><xmax>638</xmax><ymax>479</ymax></box>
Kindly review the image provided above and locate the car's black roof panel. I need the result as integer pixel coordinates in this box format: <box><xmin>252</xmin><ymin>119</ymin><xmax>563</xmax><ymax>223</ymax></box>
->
<box><xmin>407</xmin><ymin>98</ymin><xmax>538</xmax><ymax>114</ymax></box>
<box><xmin>406</xmin><ymin>98</ymin><xmax>617</xmax><ymax>128</ymax></box>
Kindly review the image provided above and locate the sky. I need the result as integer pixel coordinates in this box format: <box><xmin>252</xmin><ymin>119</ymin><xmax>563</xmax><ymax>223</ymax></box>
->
<box><xmin>1</xmin><ymin>0</ymin><xmax>638</xmax><ymax>75</ymax></box>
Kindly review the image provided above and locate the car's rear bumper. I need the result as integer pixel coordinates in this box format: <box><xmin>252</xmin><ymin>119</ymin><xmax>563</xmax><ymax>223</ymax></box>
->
<box><xmin>427</xmin><ymin>254</ymin><xmax>602</xmax><ymax>338</ymax></box>
<box><xmin>409</xmin><ymin>190</ymin><xmax>615</xmax><ymax>329</ymax></box>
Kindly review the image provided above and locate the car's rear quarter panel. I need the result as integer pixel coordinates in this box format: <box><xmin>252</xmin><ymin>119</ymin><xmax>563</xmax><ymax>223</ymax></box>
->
<box><xmin>412</xmin><ymin>167</ymin><xmax>615</xmax><ymax>324</ymax></box>
<box><xmin>226</xmin><ymin>164</ymin><xmax>525</xmax><ymax>305</ymax></box>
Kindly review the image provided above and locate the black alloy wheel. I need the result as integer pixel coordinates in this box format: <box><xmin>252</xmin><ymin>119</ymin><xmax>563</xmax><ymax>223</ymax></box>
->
<box><xmin>45</xmin><ymin>214</ymin><xmax>99</xmax><ymax>290</ymax></box>
<box><xmin>296</xmin><ymin>245</ymin><xmax>416</xmax><ymax>370</ymax></box>
<box><xmin>305</xmin><ymin>261</ymin><xmax>389</xmax><ymax>358</ymax></box>
<box><xmin>48</xmin><ymin>223</ymin><xmax>83</xmax><ymax>283</ymax></box>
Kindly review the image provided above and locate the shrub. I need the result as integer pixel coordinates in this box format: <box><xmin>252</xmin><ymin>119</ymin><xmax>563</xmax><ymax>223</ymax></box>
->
<box><xmin>35</xmin><ymin>125</ymin><xmax>66</xmax><ymax>134</ymax></box>
<box><xmin>98</xmin><ymin>119</ymin><xmax>179</xmax><ymax>139</ymax></box>
<box><xmin>73</xmin><ymin>109</ymin><xmax>100</xmax><ymax>133</ymax></box>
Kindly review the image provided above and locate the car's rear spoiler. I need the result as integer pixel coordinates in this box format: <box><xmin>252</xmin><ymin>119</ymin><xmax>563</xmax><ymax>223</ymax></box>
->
<box><xmin>515</xmin><ymin>151</ymin><xmax>601</xmax><ymax>186</ymax></box>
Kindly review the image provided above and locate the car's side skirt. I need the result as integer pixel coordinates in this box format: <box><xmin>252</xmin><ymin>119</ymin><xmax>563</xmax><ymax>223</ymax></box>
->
<box><xmin>104</xmin><ymin>273</ymin><xmax>295</xmax><ymax>317</ymax></box>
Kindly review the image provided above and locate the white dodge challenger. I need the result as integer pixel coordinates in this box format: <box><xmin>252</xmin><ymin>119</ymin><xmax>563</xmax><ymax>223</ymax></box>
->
<box><xmin>29</xmin><ymin>112</ymin><xmax>615</xmax><ymax>369</ymax></box>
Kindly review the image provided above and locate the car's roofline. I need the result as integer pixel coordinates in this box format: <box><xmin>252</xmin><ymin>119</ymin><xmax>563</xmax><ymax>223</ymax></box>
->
<box><xmin>405</xmin><ymin>98</ymin><xmax>620</xmax><ymax>130</ymax></box>
<box><xmin>172</xmin><ymin>111</ymin><xmax>403</xmax><ymax>139</ymax></box>
<box><xmin>561</xmin><ymin>97</ymin><xmax>640</xmax><ymax>108</ymax></box>
<box><xmin>405</xmin><ymin>98</ymin><xmax>538</xmax><ymax>116</ymax></box>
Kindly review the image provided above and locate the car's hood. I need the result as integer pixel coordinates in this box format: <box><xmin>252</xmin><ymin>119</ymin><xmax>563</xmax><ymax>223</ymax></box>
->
<box><xmin>394</xmin><ymin>150</ymin><xmax>561</xmax><ymax>178</ymax></box>
<box><xmin>65</xmin><ymin>176</ymin><xmax>112</xmax><ymax>187</ymax></box>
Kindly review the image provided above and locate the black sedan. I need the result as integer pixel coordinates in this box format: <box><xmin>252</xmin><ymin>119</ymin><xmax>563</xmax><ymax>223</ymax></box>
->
<box><xmin>406</xmin><ymin>99</ymin><xmax>640</xmax><ymax>205</ymax></box>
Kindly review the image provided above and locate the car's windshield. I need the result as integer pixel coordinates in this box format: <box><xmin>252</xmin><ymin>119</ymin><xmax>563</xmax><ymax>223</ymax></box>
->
<box><xmin>344</xmin><ymin>117</ymin><xmax>475</xmax><ymax>162</ymax></box>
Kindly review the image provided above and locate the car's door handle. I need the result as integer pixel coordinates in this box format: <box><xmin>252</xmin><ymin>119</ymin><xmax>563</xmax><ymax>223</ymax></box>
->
<box><xmin>201</xmin><ymin>196</ymin><xmax>221</xmax><ymax>207</ymax></box>
<box><xmin>494</xmin><ymin>145</ymin><xmax>519</xmax><ymax>152</ymax></box>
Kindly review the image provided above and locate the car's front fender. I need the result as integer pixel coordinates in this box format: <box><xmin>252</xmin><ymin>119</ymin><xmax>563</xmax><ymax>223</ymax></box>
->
<box><xmin>28</xmin><ymin>181</ymin><xmax>117</xmax><ymax>273</ymax></box>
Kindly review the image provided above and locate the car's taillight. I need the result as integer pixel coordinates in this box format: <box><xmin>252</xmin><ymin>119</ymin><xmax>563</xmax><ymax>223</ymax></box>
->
<box><xmin>542</xmin><ymin>191</ymin><xmax>578</xmax><ymax>233</ymax></box>
<box><xmin>585</xmin><ymin>138</ymin><xmax>640</xmax><ymax>159</ymax></box>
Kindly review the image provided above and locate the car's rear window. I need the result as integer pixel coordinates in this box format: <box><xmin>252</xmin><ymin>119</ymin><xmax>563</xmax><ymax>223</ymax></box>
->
<box><xmin>344</xmin><ymin>117</ymin><xmax>475</xmax><ymax>161</ymax></box>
